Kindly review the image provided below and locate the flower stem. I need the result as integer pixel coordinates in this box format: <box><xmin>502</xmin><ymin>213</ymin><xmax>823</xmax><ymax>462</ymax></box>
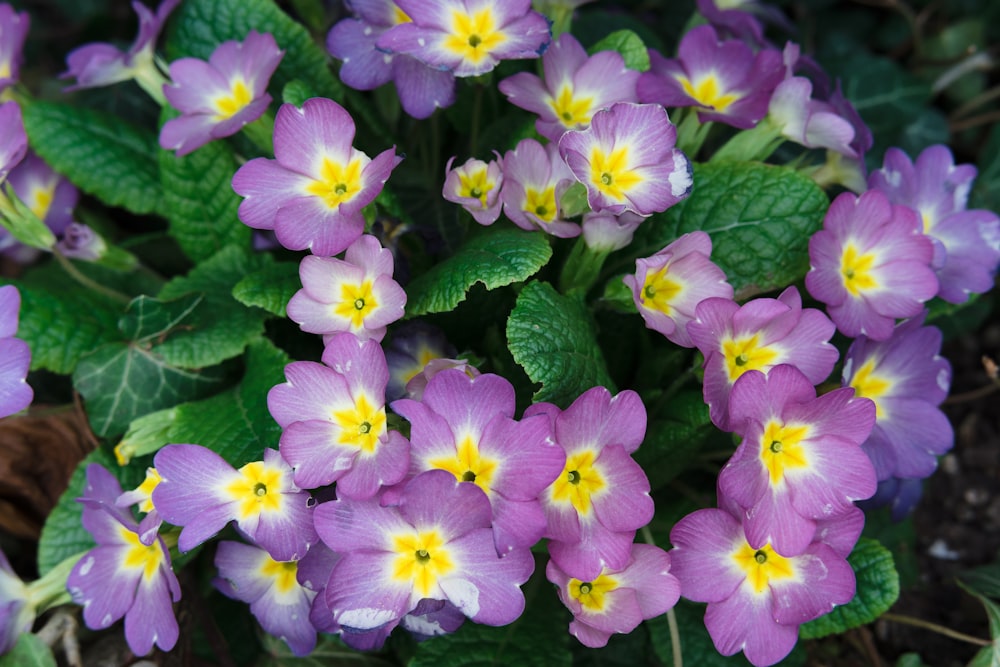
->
<box><xmin>559</xmin><ymin>237</ymin><xmax>610</xmax><ymax>296</ymax></box>
<box><xmin>53</xmin><ymin>250</ymin><xmax>131</xmax><ymax>305</ymax></box>
<box><xmin>880</xmin><ymin>612</ymin><xmax>991</xmax><ymax>647</ymax></box>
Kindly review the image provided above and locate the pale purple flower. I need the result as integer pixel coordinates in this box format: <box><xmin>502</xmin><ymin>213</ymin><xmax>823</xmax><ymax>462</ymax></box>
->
<box><xmin>559</xmin><ymin>102</ymin><xmax>693</xmax><ymax>217</ymax></box>
<box><xmin>498</xmin><ymin>32</ymin><xmax>640</xmax><ymax>142</ymax></box>
<box><xmin>115</xmin><ymin>467</ymin><xmax>163</xmax><ymax>546</ymax></box>
<box><xmin>3</xmin><ymin>151</ymin><xmax>78</xmax><ymax>262</ymax></box>
<box><xmin>0</xmin><ymin>547</ymin><xmax>32</xmax><ymax>654</ymax></box>
<box><xmin>55</xmin><ymin>223</ymin><xmax>106</xmax><ymax>261</ymax></box>
<box><xmin>547</xmin><ymin>543</ymin><xmax>680</xmax><ymax>648</ymax></box>
<box><xmin>0</xmin><ymin>100</ymin><xmax>26</xmax><ymax>184</ymax></box>
<box><xmin>806</xmin><ymin>190</ymin><xmax>938</xmax><ymax>341</ymax></box>
<box><xmin>404</xmin><ymin>357</ymin><xmax>481</xmax><ymax>402</ymax></box>
<box><xmin>442</xmin><ymin>155</ymin><xmax>504</xmax><ymax>226</ymax></box>
<box><xmin>151</xmin><ymin>445</ymin><xmax>318</xmax><ymax>561</ymax></box>
<box><xmin>384</xmin><ymin>321</ymin><xmax>458</xmax><ymax>401</ymax></box>
<box><xmin>500</xmin><ymin>138</ymin><xmax>580</xmax><ymax>238</ymax></box>
<box><xmin>376</xmin><ymin>0</ymin><xmax>551</xmax><ymax>78</ymax></box>
<box><xmin>0</xmin><ymin>4</ymin><xmax>29</xmax><ymax>92</ymax></box>
<box><xmin>768</xmin><ymin>73</ymin><xmax>857</xmax><ymax>157</ymax></box>
<box><xmin>232</xmin><ymin>97</ymin><xmax>402</xmax><ymax>256</ymax></box>
<box><xmin>286</xmin><ymin>234</ymin><xmax>406</xmax><ymax>344</ymax></box>
<box><xmin>580</xmin><ymin>210</ymin><xmax>644</xmax><ymax>252</ymax></box>
<box><xmin>623</xmin><ymin>231</ymin><xmax>733</xmax><ymax>348</ymax></box>
<box><xmin>858</xmin><ymin>476</ymin><xmax>924</xmax><ymax>521</ymax></box>
<box><xmin>0</xmin><ymin>285</ymin><xmax>31</xmax><ymax>419</ymax></box>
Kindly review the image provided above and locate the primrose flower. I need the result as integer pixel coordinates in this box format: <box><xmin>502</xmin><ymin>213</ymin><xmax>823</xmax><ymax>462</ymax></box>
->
<box><xmin>115</xmin><ymin>467</ymin><xmax>163</xmax><ymax>546</ymax></box>
<box><xmin>0</xmin><ymin>285</ymin><xmax>32</xmax><ymax>419</ymax></box>
<box><xmin>327</xmin><ymin>2</ymin><xmax>456</xmax><ymax>119</ymax></box>
<box><xmin>314</xmin><ymin>469</ymin><xmax>534</xmax><ymax>643</ymax></box>
<box><xmin>768</xmin><ymin>75</ymin><xmax>857</xmax><ymax>158</ymax></box>
<box><xmin>859</xmin><ymin>476</ymin><xmax>924</xmax><ymax>521</ymax></box>
<box><xmin>391</xmin><ymin>369</ymin><xmax>565</xmax><ymax>554</ymax></box>
<box><xmin>720</xmin><ymin>365</ymin><xmax>877</xmax><ymax>555</ymax></box>
<box><xmin>580</xmin><ymin>210</ymin><xmax>644</xmax><ymax>252</ymax></box>
<box><xmin>526</xmin><ymin>386</ymin><xmax>653</xmax><ymax>581</ymax></box>
<box><xmin>500</xmin><ymin>138</ymin><xmax>579</xmax><ymax>238</ymax></box>
<box><xmin>268</xmin><ymin>332</ymin><xmax>410</xmax><ymax>497</ymax></box>
<box><xmin>3</xmin><ymin>152</ymin><xmax>78</xmax><ymax>259</ymax></box>
<box><xmin>0</xmin><ymin>100</ymin><xmax>26</xmax><ymax>184</ymax></box>
<box><xmin>623</xmin><ymin>231</ymin><xmax>733</xmax><ymax>348</ymax></box>
<box><xmin>669</xmin><ymin>504</ymin><xmax>855</xmax><ymax>667</ymax></box>
<box><xmin>151</xmin><ymin>445</ymin><xmax>318</xmax><ymax>562</ymax></box>
<box><xmin>376</xmin><ymin>0</ymin><xmax>551</xmax><ymax>78</ymax></box>
<box><xmin>841</xmin><ymin>314</ymin><xmax>953</xmax><ymax>481</ymax></box>
<box><xmin>0</xmin><ymin>547</ymin><xmax>32</xmax><ymax>654</ymax></box>
<box><xmin>232</xmin><ymin>97</ymin><xmax>402</xmax><ymax>256</ymax></box>
<box><xmin>404</xmin><ymin>358</ymin><xmax>481</xmax><ymax>403</ymax></box>
<box><xmin>0</xmin><ymin>4</ymin><xmax>29</xmax><ymax>92</ymax></box>
<box><xmin>442</xmin><ymin>155</ymin><xmax>504</xmax><ymax>225</ymax></box>
<box><xmin>383</xmin><ymin>321</ymin><xmax>458</xmax><ymax>401</ymax></box>
<box><xmin>688</xmin><ymin>286</ymin><xmax>839</xmax><ymax>432</ymax></box>
<box><xmin>498</xmin><ymin>32</ymin><xmax>640</xmax><ymax>142</ymax></box>
<box><xmin>637</xmin><ymin>26</ymin><xmax>784</xmax><ymax>129</ymax></box>
<box><xmin>547</xmin><ymin>543</ymin><xmax>680</xmax><ymax>649</ymax></box>
<box><xmin>806</xmin><ymin>190</ymin><xmax>938</xmax><ymax>341</ymax></box>
<box><xmin>558</xmin><ymin>102</ymin><xmax>693</xmax><ymax>218</ymax></box>
<box><xmin>868</xmin><ymin>144</ymin><xmax>1000</xmax><ymax>303</ymax></box>
<box><xmin>286</xmin><ymin>234</ymin><xmax>407</xmax><ymax>343</ymax></box>
<box><xmin>68</xmin><ymin>464</ymin><xmax>181</xmax><ymax>656</ymax></box>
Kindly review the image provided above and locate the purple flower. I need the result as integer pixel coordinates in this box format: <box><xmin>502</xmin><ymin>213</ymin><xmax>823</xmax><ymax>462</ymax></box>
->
<box><xmin>841</xmin><ymin>314</ymin><xmax>953</xmax><ymax>481</ymax></box>
<box><xmin>404</xmin><ymin>357</ymin><xmax>481</xmax><ymax>402</ymax></box>
<box><xmin>498</xmin><ymin>32</ymin><xmax>640</xmax><ymax>142</ymax></box>
<box><xmin>669</xmin><ymin>504</ymin><xmax>855</xmax><ymax>667</ymax></box>
<box><xmin>3</xmin><ymin>151</ymin><xmax>78</xmax><ymax>262</ymax></box>
<box><xmin>151</xmin><ymin>445</ymin><xmax>318</xmax><ymax>561</ymax></box>
<box><xmin>54</xmin><ymin>223</ymin><xmax>106</xmax><ymax>261</ymax></box>
<box><xmin>232</xmin><ymin>97</ymin><xmax>402</xmax><ymax>256</ymax></box>
<box><xmin>0</xmin><ymin>285</ymin><xmax>31</xmax><ymax>419</ymax></box>
<box><xmin>383</xmin><ymin>321</ymin><xmax>458</xmax><ymax>401</ymax></box>
<box><xmin>376</xmin><ymin>0</ymin><xmax>551</xmax><ymax>78</ymax></box>
<box><xmin>287</xmin><ymin>234</ymin><xmax>407</xmax><ymax>344</ymax></box>
<box><xmin>391</xmin><ymin>369</ymin><xmax>566</xmax><ymax>554</ymax></box>
<box><xmin>806</xmin><ymin>190</ymin><xmax>938</xmax><ymax>341</ymax></box>
<box><xmin>858</xmin><ymin>476</ymin><xmax>924</xmax><ymax>521</ymax></box>
<box><xmin>0</xmin><ymin>547</ymin><xmax>32</xmax><ymax>654</ymax></box>
<box><xmin>623</xmin><ymin>231</ymin><xmax>733</xmax><ymax>348</ymax></box>
<box><xmin>67</xmin><ymin>464</ymin><xmax>180</xmax><ymax>656</ymax></box>
<box><xmin>267</xmin><ymin>332</ymin><xmax>410</xmax><ymax>497</ymax></box>
<box><xmin>868</xmin><ymin>145</ymin><xmax>1000</xmax><ymax>303</ymax></box>
<box><xmin>0</xmin><ymin>100</ymin><xmax>27</xmax><ymax>185</ymax></box>
<box><xmin>768</xmin><ymin>74</ymin><xmax>857</xmax><ymax>157</ymax></box>
<box><xmin>442</xmin><ymin>155</ymin><xmax>504</xmax><ymax>226</ymax></box>
<box><xmin>720</xmin><ymin>364</ymin><xmax>877</xmax><ymax>555</ymax></box>
<box><xmin>500</xmin><ymin>138</ymin><xmax>580</xmax><ymax>238</ymax></box>
<box><xmin>327</xmin><ymin>2</ymin><xmax>456</xmax><ymax>119</ymax></box>
<box><xmin>115</xmin><ymin>467</ymin><xmax>163</xmax><ymax>546</ymax></box>
<box><xmin>0</xmin><ymin>4</ymin><xmax>29</xmax><ymax>92</ymax></box>
<box><xmin>547</xmin><ymin>543</ymin><xmax>680</xmax><ymax>648</ymax></box>
<box><xmin>558</xmin><ymin>102</ymin><xmax>693</xmax><ymax>217</ymax></box>
<box><xmin>687</xmin><ymin>286</ymin><xmax>839</xmax><ymax>432</ymax></box>
<box><xmin>580</xmin><ymin>210</ymin><xmax>644</xmax><ymax>252</ymax></box>
<box><xmin>160</xmin><ymin>31</ymin><xmax>284</xmax><ymax>156</ymax></box>
<box><xmin>313</xmin><ymin>469</ymin><xmax>535</xmax><ymax>645</ymax></box>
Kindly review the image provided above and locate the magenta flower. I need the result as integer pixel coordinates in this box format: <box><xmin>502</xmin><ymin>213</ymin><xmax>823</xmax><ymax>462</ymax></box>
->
<box><xmin>442</xmin><ymin>155</ymin><xmax>504</xmax><ymax>226</ymax></box>
<box><xmin>498</xmin><ymin>32</ymin><xmax>640</xmax><ymax>142</ymax></box>
<box><xmin>526</xmin><ymin>386</ymin><xmax>653</xmax><ymax>581</ymax></box>
<box><xmin>267</xmin><ymin>332</ymin><xmax>410</xmax><ymax>497</ymax></box>
<box><xmin>623</xmin><ymin>231</ymin><xmax>733</xmax><ymax>348</ymax></box>
<box><xmin>768</xmin><ymin>76</ymin><xmax>857</xmax><ymax>157</ymax></box>
<box><xmin>547</xmin><ymin>543</ymin><xmax>680</xmax><ymax>648</ymax></box>
<box><xmin>391</xmin><ymin>369</ymin><xmax>566</xmax><ymax>554</ymax></box>
<box><xmin>151</xmin><ymin>445</ymin><xmax>318</xmax><ymax>561</ymax></box>
<box><xmin>404</xmin><ymin>358</ymin><xmax>481</xmax><ymax>402</ymax></box>
<box><xmin>313</xmin><ymin>469</ymin><xmax>535</xmax><ymax>644</ymax></box>
<box><xmin>376</xmin><ymin>0</ymin><xmax>551</xmax><ymax>78</ymax></box>
<box><xmin>688</xmin><ymin>286</ymin><xmax>839</xmax><ymax>432</ymax></box>
<box><xmin>670</xmin><ymin>504</ymin><xmax>855</xmax><ymax>667</ymax></box>
<box><xmin>558</xmin><ymin>102</ymin><xmax>693</xmax><ymax>217</ymax></box>
<box><xmin>0</xmin><ymin>285</ymin><xmax>31</xmax><ymax>419</ymax></box>
<box><xmin>500</xmin><ymin>138</ymin><xmax>579</xmax><ymax>238</ymax></box>
<box><xmin>806</xmin><ymin>190</ymin><xmax>938</xmax><ymax>341</ymax></box>
<box><xmin>580</xmin><ymin>210</ymin><xmax>644</xmax><ymax>252</ymax></box>
<box><xmin>868</xmin><ymin>144</ymin><xmax>1000</xmax><ymax>304</ymax></box>
<box><xmin>720</xmin><ymin>364</ymin><xmax>877</xmax><ymax>555</ymax></box>
<box><xmin>287</xmin><ymin>234</ymin><xmax>406</xmax><ymax>344</ymax></box>
<box><xmin>841</xmin><ymin>314</ymin><xmax>953</xmax><ymax>481</ymax></box>
<box><xmin>67</xmin><ymin>464</ymin><xmax>181</xmax><ymax>656</ymax></box>
<box><xmin>0</xmin><ymin>4</ymin><xmax>29</xmax><ymax>92</ymax></box>
<box><xmin>232</xmin><ymin>97</ymin><xmax>402</xmax><ymax>256</ymax></box>
<box><xmin>0</xmin><ymin>100</ymin><xmax>27</xmax><ymax>185</ymax></box>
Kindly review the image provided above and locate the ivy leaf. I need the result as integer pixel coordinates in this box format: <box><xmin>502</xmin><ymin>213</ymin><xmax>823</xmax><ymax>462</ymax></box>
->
<box><xmin>232</xmin><ymin>261</ymin><xmax>301</xmax><ymax>318</ymax></box>
<box><xmin>799</xmin><ymin>538</ymin><xmax>900</xmax><ymax>639</ymax></box>
<box><xmin>0</xmin><ymin>634</ymin><xmax>57</xmax><ymax>667</ymax></box>
<box><xmin>627</xmin><ymin>162</ymin><xmax>828</xmax><ymax>300</ymax></box>
<box><xmin>118</xmin><ymin>293</ymin><xmax>204</xmax><ymax>343</ymax></box>
<box><xmin>22</xmin><ymin>101</ymin><xmax>162</xmax><ymax>214</ymax></box>
<box><xmin>406</xmin><ymin>229</ymin><xmax>552</xmax><ymax>316</ymax></box>
<box><xmin>589</xmin><ymin>29</ymin><xmax>650</xmax><ymax>72</ymax></box>
<box><xmin>506</xmin><ymin>280</ymin><xmax>615</xmax><ymax>407</ymax></box>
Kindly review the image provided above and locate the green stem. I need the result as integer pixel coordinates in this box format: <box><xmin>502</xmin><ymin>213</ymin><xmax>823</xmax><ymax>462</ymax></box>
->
<box><xmin>880</xmin><ymin>612</ymin><xmax>990</xmax><ymax>647</ymax></box>
<box><xmin>53</xmin><ymin>250</ymin><xmax>131</xmax><ymax>305</ymax></box>
<box><xmin>27</xmin><ymin>552</ymin><xmax>86</xmax><ymax>613</ymax></box>
<box><xmin>639</xmin><ymin>526</ymin><xmax>683</xmax><ymax>667</ymax></box>
<box><xmin>710</xmin><ymin>116</ymin><xmax>785</xmax><ymax>163</ymax></box>
<box><xmin>559</xmin><ymin>237</ymin><xmax>611</xmax><ymax>296</ymax></box>
<box><xmin>241</xmin><ymin>110</ymin><xmax>275</xmax><ymax>156</ymax></box>
<box><xmin>674</xmin><ymin>110</ymin><xmax>712</xmax><ymax>160</ymax></box>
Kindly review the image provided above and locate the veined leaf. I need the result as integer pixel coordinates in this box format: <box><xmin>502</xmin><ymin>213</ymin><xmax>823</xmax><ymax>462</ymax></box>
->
<box><xmin>589</xmin><ymin>29</ymin><xmax>650</xmax><ymax>72</ymax></box>
<box><xmin>232</xmin><ymin>261</ymin><xmax>301</xmax><ymax>318</ymax></box>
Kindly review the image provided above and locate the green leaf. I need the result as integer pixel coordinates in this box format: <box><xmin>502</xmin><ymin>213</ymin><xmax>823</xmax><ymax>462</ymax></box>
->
<box><xmin>958</xmin><ymin>577</ymin><xmax>1000</xmax><ymax>667</ymax></box>
<box><xmin>589</xmin><ymin>29</ymin><xmax>650</xmax><ymax>72</ymax></box>
<box><xmin>232</xmin><ymin>261</ymin><xmax>301</xmax><ymax>318</ymax></box>
<box><xmin>799</xmin><ymin>538</ymin><xmax>900</xmax><ymax>639</ymax></box>
<box><xmin>282</xmin><ymin>80</ymin><xmax>319</xmax><ymax>107</ymax></box>
<box><xmin>158</xmin><ymin>113</ymin><xmax>251</xmax><ymax>262</ymax></box>
<box><xmin>959</xmin><ymin>562</ymin><xmax>1000</xmax><ymax>601</ymax></box>
<box><xmin>627</xmin><ymin>162</ymin><xmax>829</xmax><ymax>299</ymax></box>
<box><xmin>166</xmin><ymin>0</ymin><xmax>342</xmax><ymax>102</ymax></box>
<box><xmin>0</xmin><ymin>634</ymin><xmax>57</xmax><ymax>667</ymax></box>
<box><xmin>155</xmin><ymin>245</ymin><xmax>270</xmax><ymax>368</ymax></box>
<box><xmin>118</xmin><ymin>293</ymin><xmax>204</xmax><ymax>343</ymax></box>
<box><xmin>649</xmin><ymin>600</ymin><xmax>752</xmax><ymax>667</ymax></box>
<box><xmin>972</xmin><ymin>122</ymin><xmax>1000</xmax><ymax>212</ymax></box>
<box><xmin>258</xmin><ymin>633</ymin><xmax>394</xmax><ymax>667</ymax></box>
<box><xmin>405</xmin><ymin>229</ymin><xmax>552</xmax><ymax>316</ymax></box>
<box><xmin>22</xmin><ymin>101</ymin><xmax>162</xmax><ymax>214</ymax></box>
<box><xmin>506</xmin><ymin>280</ymin><xmax>615</xmax><ymax>406</ymax></box>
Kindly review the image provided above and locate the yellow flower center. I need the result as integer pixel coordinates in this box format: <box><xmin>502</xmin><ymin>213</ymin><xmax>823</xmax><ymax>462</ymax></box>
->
<box><xmin>26</xmin><ymin>181</ymin><xmax>55</xmax><ymax>221</ymax></box>
<box><xmin>590</xmin><ymin>146</ymin><xmax>641</xmax><ymax>202</ymax></box>
<box><xmin>428</xmin><ymin>435</ymin><xmax>498</xmax><ymax>496</ymax></box>
<box><xmin>443</xmin><ymin>8</ymin><xmax>507</xmax><ymax>65</ymax></box>
<box><xmin>331</xmin><ymin>393</ymin><xmax>388</xmax><ymax>453</ymax></box>
<box><xmin>392</xmin><ymin>530</ymin><xmax>454</xmax><ymax>598</ymax></box>
<box><xmin>568</xmin><ymin>573</ymin><xmax>618</xmax><ymax>611</ymax></box>
<box><xmin>759</xmin><ymin>420</ymin><xmax>811</xmax><ymax>484</ymax></box>
<box><xmin>214</xmin><ymin>79</ymin><xmax>252</xmax><ymax>120</ymax></box>
<box><xmin>524</xmin><ymin>186</ymin><xmax>558</xmax><ymax>223</ymax></box>
<box><xmin>135</xmin><ymin>467</ymin><xmax>162</xmax><ymax>514</ymax></box>
<box><xmin>722</xmin><ymin>333</ymin><xmax>779</xmax><ymax>383</ymax></box>
<box><xmin>334</xmin><ymin>280</ymin><xmax>379</xmax><ymax>329</ymax></box>
<box><xmin>641</xmin><ymin>265</ymin><xmax>683</xmax><ymax>315</ymax></box>
<box><xmin>259</xmin><ymin>556</ymin><xmax>300</xmax><ymax>595</ymax></box>
<box><xmin>550</xmin><ymin>449</ymin><xmax>605</xmax><ymax>515</ymax></box>
<box><xmin>847</xmin><ymin>358</ymin><xmax>890</xmax><ymax>419</ymax></box>
<box><xmin>677</xmin><ymin>73</ymin><xmax>739</xmax><ymax>111</ymax></box>
<box><xmin>226</xmin><ymin>461</ymin><xmax>285</xmax><ymax>520</ymax></box>
<box><xmin>119</xmin><ymin>526</ymin><xmax>165</xmax><ymax>581</ymax></box>
<box><xmin>550</xmin><ymin>86</ymin><xmax>594</xmax><ymax>128</ymax></box>
<box><xmin>391</xmin><ymin>5</ymin><xmax>412</xmax><ymax>25</ymax></box>
<box><xmin>306</xmin><ymin>156</ymin><xmax>365</xmax><ymax>209</ymax></box>
<box><xmin>732</xmin><ymin>542</ymin><xmax>795</xmax><ymax>594</ymax></box>
<box><xmin>457</xmin><ymin>167</ymin><xmax>495</xmax><ymax>208</ymax></box>
<box><xmin>840</xmin><ymin>244</ymin><xmax>879</xmax><ymax>297</ymax></box>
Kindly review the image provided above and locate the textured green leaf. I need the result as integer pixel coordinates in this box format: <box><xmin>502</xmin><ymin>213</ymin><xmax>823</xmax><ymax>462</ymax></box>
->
<box><xmin>167</xmin><ymin>338</ymin><xmax>290</xmax><ymax>467</ymax></box>
<box><xmin>159</xmin><ymin>113</ymin><xmax>250</xmax><ymax>262</ymax></box>
<box><xmin>506</xmin><ymin>280</ymin><xmax>615</xmax><ymax>406</ymax></box>
<box><xmin>232</xmin><ymin>261</ymin><xmax>301</xmax><ymax>318</ymax></box>
<box><xmin>166</xmin><ymin>0</ymin><xmax>342</xmax><ymax>102</ymax></box>
<box><xmin>406</xmin><ymin>229</ymin><xmax>552</xmax><ymax>316</ymax></box>
<box><xmin>282</xmin><ymin>80</ymin><xmax>318</xmax><ymax>107</ymax></box>
<box><xmin>0</xmin><ymin>634</ymin><xmax>56</xmax><ymax>667</ymax></box>
<box><xmin>118</xmin><ymin>293</ymin><xmax>204</xmax><ymax>342</ymax></box>
<box><xmin>959</xmin><ymin>577</ymin><xmax>1000</xmax><ymax>667</ymax></box>
<box><xmin>589</xmin><ymin>29</ymin><xmax>650</xmax><ymax>72</ymax></box>
<box><xmin>155</xmin><ymin>246</ymin><xmax>270</xmax><ymax>368</ymax></box>
<box><xmin>628</xmin><ymin>162</ymin><xmax>829</xmax><ymax>299</ymax></box>
<box><xmin>799</xmin><ymin>538</ymin><xmax>900</xmax><ymax>639</ymax></box>
<box><xmin>22</xmin><ymin>101</ymin><xmax>162</xmax><ymax>214</ymax></box>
